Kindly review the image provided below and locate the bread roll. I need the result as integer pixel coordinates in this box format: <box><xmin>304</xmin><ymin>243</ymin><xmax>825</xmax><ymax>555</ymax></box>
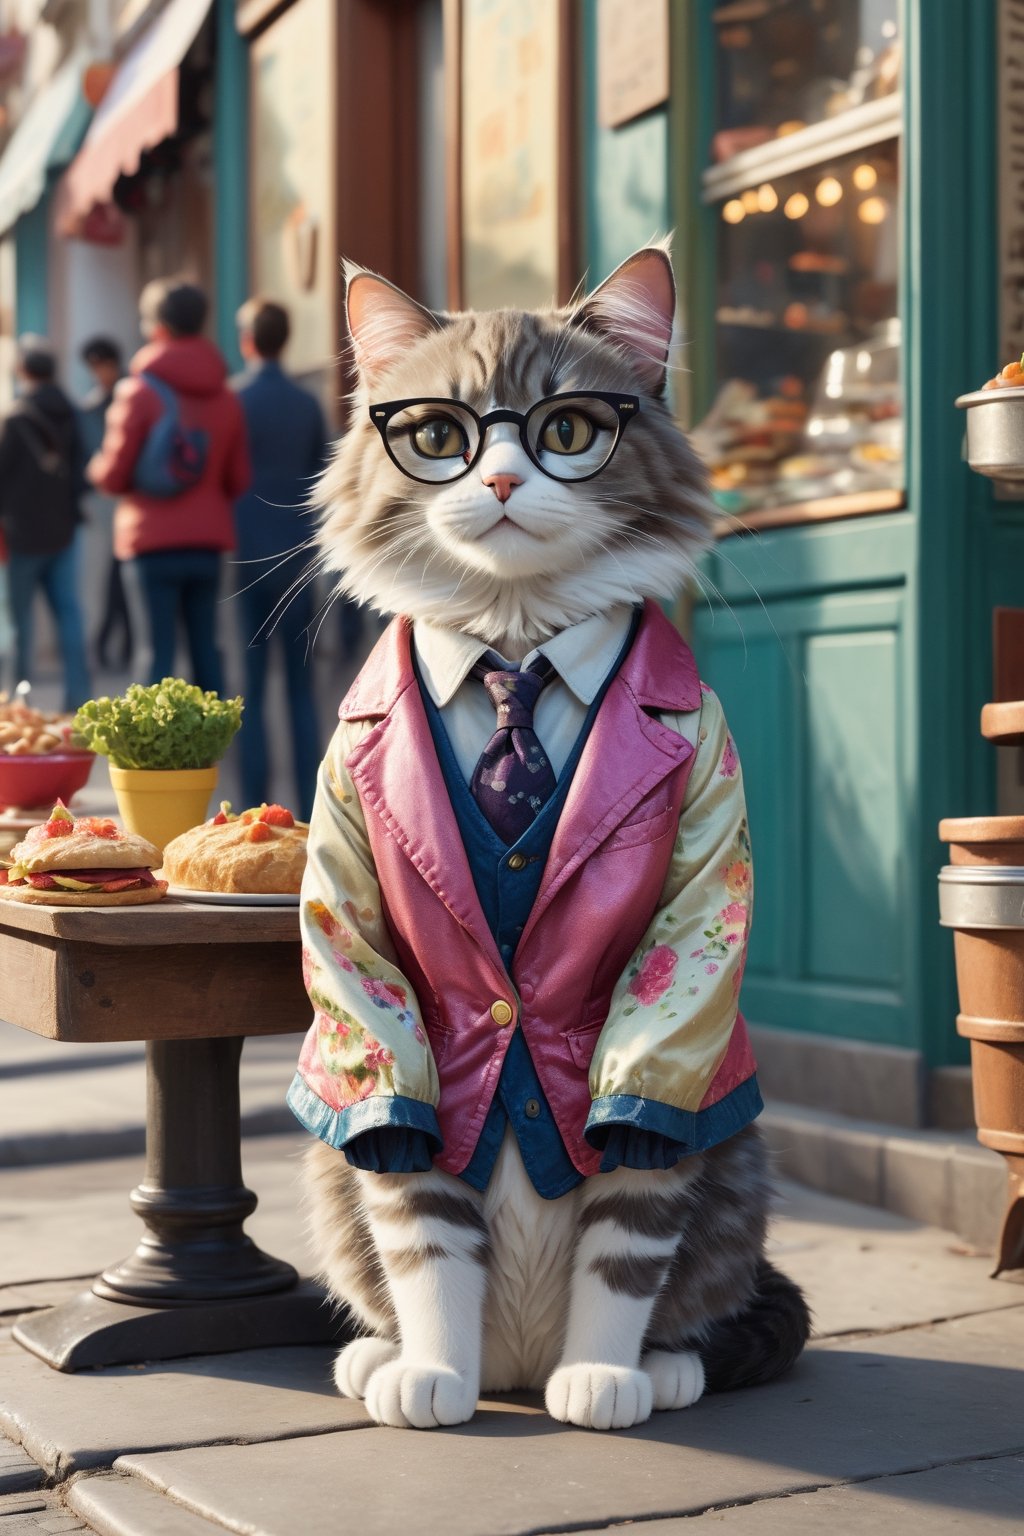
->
<box><xmin>162</xmin><ymin>817</ymin><xmax>307</xmax><ymax>894</ymax></box>
<box><xmin>0</xmin><ymin>884</ymin><xmax>167</xmax><ymax>906</ymax></box>
<box><xmin>10</xmin><ymin>830</ymin><xmax>161</xmax><ymax>873</ymax></box>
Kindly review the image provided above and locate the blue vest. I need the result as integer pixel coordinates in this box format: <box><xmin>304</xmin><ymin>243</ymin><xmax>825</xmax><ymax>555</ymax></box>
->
<box><xmin>420</xmin><ymin>674</ymin><xmax>604</xmax><ymax>1198</ymax></box>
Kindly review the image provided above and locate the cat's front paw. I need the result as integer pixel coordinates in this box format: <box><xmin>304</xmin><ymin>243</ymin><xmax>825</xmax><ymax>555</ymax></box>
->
<box><xmin>333</xmin><ymin>1337</ymin><xmax>400</xmax><ymax>1400</ymax></box>
<box><xmin>545</xmin><ymin>1364</ymin><xmax>653</xmax><ymax>1431</ymax></box>
<box><xmin>364</xmin><ymin>1360</ymin><xmax>478</xmax><ymax>1429</ymax></box>
<box><xmin>642</xmin><ymin>1349</ymin><xmax>705</xmax><ymax>1411</ymax></box>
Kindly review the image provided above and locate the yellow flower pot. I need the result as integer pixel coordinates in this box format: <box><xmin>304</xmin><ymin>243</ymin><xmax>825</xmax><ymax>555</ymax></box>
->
<box><xmin>109</xmin><ymin>765</ymin><xmax>219</xmax><ymax>853</ymax></box>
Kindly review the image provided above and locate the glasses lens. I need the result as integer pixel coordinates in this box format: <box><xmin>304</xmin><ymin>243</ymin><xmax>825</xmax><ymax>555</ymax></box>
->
<box><xmin>383</xmin><ymin>403</ymin><xmax>478</xmax><ymax>482</ymax></box>
<box><xmin>527</xmin><ymin>396</ymin><xmax>623</xmax><ymax>480</ymax></box>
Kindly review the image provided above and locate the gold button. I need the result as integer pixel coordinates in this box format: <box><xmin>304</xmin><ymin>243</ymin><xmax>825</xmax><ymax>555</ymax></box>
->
<box><xmin>699</xmin><ymin>727</ymin><xmax>708</xmax><ymax>742</ymax></box>
<box><xmin>508</xmin><ymin>853</ymin><xmax>527</xmax><ymax>871</ymax></box>
<box><xmin>490</xmin><ymin>1000</ymin><xmax>514</xmax><ymax>1026</ymax></box>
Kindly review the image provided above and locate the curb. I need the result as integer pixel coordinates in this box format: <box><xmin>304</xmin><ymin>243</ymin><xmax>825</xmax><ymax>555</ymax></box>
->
<box><xmin>762</xmin><ymin>1101</ymin><xmax>1007</xmax><ymax>1252</ymax></box>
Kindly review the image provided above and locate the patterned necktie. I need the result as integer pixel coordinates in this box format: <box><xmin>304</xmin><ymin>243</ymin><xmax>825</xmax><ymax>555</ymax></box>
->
<box><xmin>470</xmin><ymin>654</ymin><xmax>558</xmax><ymax>843</ymax></box>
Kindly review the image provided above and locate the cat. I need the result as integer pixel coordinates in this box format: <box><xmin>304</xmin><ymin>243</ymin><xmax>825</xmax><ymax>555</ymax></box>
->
<box><xmin>288</xmin><ymin>241</ymin><xmax>810</xmax><ymax>1431</ymax></box>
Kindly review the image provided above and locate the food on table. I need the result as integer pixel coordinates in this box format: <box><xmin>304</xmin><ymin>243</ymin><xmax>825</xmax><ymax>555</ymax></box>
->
<box><xmin>0</xmin><ymin>697</ymin><xmax>78</xmax><ymax>756</ymax></box>
<box><xmin>0</xmin><ymin>801</ymin><xmax>166</xmax><ymax>905</ymax></box>
<box><xmin>982</xmin><ymin>356</ymin><xmax>1024</xmax><ymax>390</ymax></box>
<box><xmin>161</xmin><ymin>803</ymin><xmax>308</xmax><ymax>895</ymax></box>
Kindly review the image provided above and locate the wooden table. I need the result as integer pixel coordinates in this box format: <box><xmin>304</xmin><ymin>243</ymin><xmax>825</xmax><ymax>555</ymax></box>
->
<box><xmin>0</xmin><ymin>897</ymin><xmax>342</xmax><ymax>1371</ymax></box>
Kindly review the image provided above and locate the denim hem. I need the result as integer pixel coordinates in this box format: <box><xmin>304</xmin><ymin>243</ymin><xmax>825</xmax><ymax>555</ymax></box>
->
<box><xmin>584</xmin><ymin>1075</ymin><xmax>763</xmax><ymax>1164</ymax></box>
<box><xmin>286</xmin><ymin>1074</ymin><xmax>443</xmax><ymax>1153</ymax></box>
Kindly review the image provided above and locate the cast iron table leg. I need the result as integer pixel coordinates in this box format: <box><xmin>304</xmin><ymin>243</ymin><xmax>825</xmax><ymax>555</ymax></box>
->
<box><xmin>13</xmin><ymin>1037</ymin><xmax>344</xmax><ymax>1371</ymax></box>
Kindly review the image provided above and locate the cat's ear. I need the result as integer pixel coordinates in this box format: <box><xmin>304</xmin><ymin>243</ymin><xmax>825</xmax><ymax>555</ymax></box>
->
<box><xmin>573</xmin><ymin>243</ymin><xmax>676</xmax><ymax>395</ymax></box>
<box><xmin>344</xmin><ymin>262</ymin><xmax>438</xmax><ymax>385</ymax></box>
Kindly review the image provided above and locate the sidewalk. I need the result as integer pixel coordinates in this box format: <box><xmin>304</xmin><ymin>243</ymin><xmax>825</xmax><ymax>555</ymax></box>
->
<box><xmin>1</xmin><ymin>1049</ymin><xmax>1023</xmax><ymax>1535</ymax></box>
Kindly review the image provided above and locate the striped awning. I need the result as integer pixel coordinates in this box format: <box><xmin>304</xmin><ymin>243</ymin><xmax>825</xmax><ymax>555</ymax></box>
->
<box><xmin>62</xmin><ymin>0</ymin><xmax>213</xmax><ymax>221</ymax></box>
<box><xmin>0</xmin><ymin>50</ymin><xmax>92</xmax><ymax>236</ymax></box>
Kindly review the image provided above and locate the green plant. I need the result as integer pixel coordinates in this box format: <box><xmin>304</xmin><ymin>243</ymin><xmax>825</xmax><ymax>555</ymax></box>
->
<box><xmin>72</xmin><ymin>679</ymin><xmax>244</xmax><ymax>770</ymax></box>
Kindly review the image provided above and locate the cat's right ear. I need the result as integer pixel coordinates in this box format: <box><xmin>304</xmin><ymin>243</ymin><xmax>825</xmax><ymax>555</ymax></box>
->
<box><xmin>344</xmin><ymin>263</ymin><xmax>437</xmax><ymax>386</ymax></box>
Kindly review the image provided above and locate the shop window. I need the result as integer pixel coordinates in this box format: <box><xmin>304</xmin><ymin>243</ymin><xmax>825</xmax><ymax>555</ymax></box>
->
<box><xmin>698</xmin><ymin>0</ymin><xmax>902</xmax><ymax>527</ymax></box>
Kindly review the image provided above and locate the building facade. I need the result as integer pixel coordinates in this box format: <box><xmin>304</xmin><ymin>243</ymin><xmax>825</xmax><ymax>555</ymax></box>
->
<box><xmin>0</xmin><ymin>0</ymin><xmax>1011</xmax><ymax>1131</ymax></box>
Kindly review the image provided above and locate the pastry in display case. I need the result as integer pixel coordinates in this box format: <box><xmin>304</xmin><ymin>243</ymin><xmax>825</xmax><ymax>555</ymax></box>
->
<box><xmin>712</xmin><ymin>0</ymin><xmax>900</xmax><ymax>154</ymax></box>
<box><xmin>699</xmin><ymin>2</ymin><xmax>903</xmax><ymax>519</ymax></box>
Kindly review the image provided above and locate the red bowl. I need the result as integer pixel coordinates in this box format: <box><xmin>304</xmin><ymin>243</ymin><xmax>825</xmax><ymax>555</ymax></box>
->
<box><xmin>0</xmin><ymin>751</ymin><xmax>96</xmax><ymax>812</ymax></box>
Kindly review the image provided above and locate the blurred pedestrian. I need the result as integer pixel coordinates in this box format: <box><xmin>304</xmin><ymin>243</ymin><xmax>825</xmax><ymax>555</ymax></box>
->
<box><xmin>79</xmin><ymin>336</ymin><xmax>134</xmax><ymax>671</ymax></box>
<box><xmin>0</xmin><ymin>335</ymin><xmax>91</xmax><ymax>709</ymax></box>
<box><xmin>88</xmin><ymin>279</ymin><xmax>250</xmax><ymax>696</ymax></box>
<box><xmin>232</xmin><ymin>297</ymin><xmax>326</xmax><ymax>818</ymax></box>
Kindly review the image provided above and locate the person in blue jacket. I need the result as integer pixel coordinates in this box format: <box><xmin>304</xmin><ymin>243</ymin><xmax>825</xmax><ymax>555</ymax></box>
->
<box><xmin>232</xmin><ymin>298</ymin><xmax>327</xmax><ymax>819</ymax></box>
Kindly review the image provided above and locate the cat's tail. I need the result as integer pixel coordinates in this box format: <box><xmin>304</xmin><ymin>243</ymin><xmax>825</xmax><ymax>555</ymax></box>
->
<box><xmin>696</xmin><ymin>1259</ymin><xmax>811</xmax><ymax>1393</ymax></box>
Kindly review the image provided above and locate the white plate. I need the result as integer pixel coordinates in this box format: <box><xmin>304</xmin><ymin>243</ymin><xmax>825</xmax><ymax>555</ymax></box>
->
<box><xmin>164</xmin><ymin>885</ymin><xmax>300</xmax><ymax>907</ymax></box>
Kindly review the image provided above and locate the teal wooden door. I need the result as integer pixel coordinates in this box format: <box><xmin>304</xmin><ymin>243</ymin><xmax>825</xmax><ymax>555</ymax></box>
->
<box><xmin>694</xmin><ymin>514</ymin><xmax>914</xmax><ymax>1048</ymax></box>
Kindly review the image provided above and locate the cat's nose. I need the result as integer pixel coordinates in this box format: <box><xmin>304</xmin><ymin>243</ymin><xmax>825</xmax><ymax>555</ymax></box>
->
<box><xmin>482</xmin><ymin>472</ymin><xmax>523</xmax><ymax>504</ymax></box>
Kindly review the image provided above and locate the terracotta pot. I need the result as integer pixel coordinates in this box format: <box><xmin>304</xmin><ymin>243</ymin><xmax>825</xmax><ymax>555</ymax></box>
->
<box><xmin>939</xmin><ymin>815</ymin><xmax>1024</xmax><ymax>866</ymax></box>
<box><xmin>938</xmin><ymin>825</ymin><xmax>1024</xmax><ymax>1274</ymax></box>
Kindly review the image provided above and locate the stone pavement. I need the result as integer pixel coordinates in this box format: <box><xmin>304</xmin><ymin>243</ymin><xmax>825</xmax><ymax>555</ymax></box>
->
<box><xmin>0</xmin><ymin>1111</ymin><xmax>1022</xmax><ymax>1536</ymax></box>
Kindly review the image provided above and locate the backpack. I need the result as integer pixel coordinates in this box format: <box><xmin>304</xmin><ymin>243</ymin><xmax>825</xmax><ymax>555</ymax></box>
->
<box><xmin>132</xmin><ymin>372</ymin><xmax>208</xmax><ymax>498</ymax></box>
<box><xmin>15</xmin><ymin>400</ymin><xmax>70</xmax><ymax>480</ymax></box>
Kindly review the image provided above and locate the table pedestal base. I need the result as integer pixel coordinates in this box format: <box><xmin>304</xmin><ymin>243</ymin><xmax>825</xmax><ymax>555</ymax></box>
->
<box><xmin>12</xmin><ymin>1278</ymin><xmax>346</xmax><ymax>1372</ymax></box>
<box><xmin>12</xmin><ymin>1035</ymin><xmax>351</xmax><ymax>1371</ymax></box>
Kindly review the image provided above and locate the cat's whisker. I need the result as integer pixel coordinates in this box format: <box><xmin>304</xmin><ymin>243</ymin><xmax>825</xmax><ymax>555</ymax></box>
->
<box><xmin>229</xmin><ymin>541</ymin><xmax>324</xmax><ymax>599</ymax></box>
<box><xmin>252</xmin><ymin>554</ymin><xmax>332</xmax><ymax>643</ymax></box>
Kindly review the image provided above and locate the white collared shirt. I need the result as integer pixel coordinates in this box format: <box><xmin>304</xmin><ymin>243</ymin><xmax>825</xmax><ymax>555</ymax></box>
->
<box><xmin>412</xmin><ymin>606</ymin><xmax>636</xmax><ymax>784</ymax></box>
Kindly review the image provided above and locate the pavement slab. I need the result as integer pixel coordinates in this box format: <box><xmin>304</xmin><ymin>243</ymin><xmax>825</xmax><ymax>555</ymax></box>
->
<box><xmin>0</xmin><ymin>1487</ymin><xmax>93</xmax><ymax>1533</ymax></box>
<box><xmin>0</xmin><ymin>1134</ymin><xmax>314</xmax><ymax>1290</ymax></box>
<box><xmin>57</xmin><ymin>1308</ymin><xmax>1020</xmax><ymax>1536</ymax></box>
<box><xmin>0</xmin><ymin>1026</ymin><xmax>298</xmax><ymax>1168</ymax></box>
<box><xmin>0</xmin><ymin>1338</ymin><xmax>369</xmax><ymax>1478</ymax></box>
<box><xmin>766</xmin><ymin>1183</ymin><xmax>1024</xmax><ymax>1336</ymax></box>
<box><xmin>69</xmin><ymin>1473</ymin><xmax>231</xmax><ymax>1536</ymax></box>
<box><xmin>568</xmin><ymin>1455</ymin><xmax>1024</xmax><ymax>1534</ymax></box>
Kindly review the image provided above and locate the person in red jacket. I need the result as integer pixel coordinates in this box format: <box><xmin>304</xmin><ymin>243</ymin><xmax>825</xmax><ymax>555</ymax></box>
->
<box><xmin>88</xmin><ymin>279</ymin><xmax>250</xmax><ymax>694</ymax></box>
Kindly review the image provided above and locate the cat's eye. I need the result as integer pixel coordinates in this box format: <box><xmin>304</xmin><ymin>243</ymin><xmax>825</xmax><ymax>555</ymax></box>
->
<box><xmin>413</xmin><ymin>416</ymin><xmax>467</xmax><ymax>460</ymax></box>
<box><xmin>369</xmin><ymin>392</ymin><xmax>639</xmax><ymax>484</ymax></box>
<box><xmin>538</xmin><ymin>410</ymin><xmax>594</xmax><ymax>456</ymax></box>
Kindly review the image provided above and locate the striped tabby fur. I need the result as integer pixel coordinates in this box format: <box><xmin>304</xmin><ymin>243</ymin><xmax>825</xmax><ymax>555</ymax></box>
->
<box><xmin>304</xmin><ymin>246</ymin><xmax>810</xmax><ymax>1429</ymax></box>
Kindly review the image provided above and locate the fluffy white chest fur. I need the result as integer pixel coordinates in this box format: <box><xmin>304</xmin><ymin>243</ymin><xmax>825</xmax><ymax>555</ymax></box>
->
<box><xmin>480</xmin><ymin>1128</ymin><xmax>577</xmax><ymax>1391</ymax></box>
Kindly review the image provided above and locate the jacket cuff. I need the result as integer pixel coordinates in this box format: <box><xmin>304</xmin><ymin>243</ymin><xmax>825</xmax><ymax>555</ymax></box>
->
<box><xmin>585</xmin><ymin>1077</ymin><xmax>763</xmax><ymax>1172</ymax></box>
<box><xmin>286</xmin><ymin>1073</ymin><xmax>443</xmax><ymax>1155</ymax></box>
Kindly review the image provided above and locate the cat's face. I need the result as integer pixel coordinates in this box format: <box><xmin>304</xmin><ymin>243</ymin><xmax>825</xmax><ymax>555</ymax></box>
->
<box><xmin>319</xmin><ymin>244</ymin><xmax>712</xmax><ymax>650</ymax></box>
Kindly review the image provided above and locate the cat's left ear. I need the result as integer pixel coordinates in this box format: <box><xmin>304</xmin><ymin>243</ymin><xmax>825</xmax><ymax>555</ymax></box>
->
<box><xmin>573</xmin><ymin>243</ymin><xmax>676</xmax><ymax>396</ymax></box>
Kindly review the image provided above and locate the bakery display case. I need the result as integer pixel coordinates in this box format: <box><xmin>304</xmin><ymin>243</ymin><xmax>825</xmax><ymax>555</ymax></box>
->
<box><xmin>697</xmin><ymin>0</ymin><xmax>903</xmax><ymax>523</ymax></box>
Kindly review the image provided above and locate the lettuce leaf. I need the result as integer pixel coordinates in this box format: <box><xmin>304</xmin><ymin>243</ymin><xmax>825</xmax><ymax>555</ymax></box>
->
<box><xmin>72</xmin><ymin>679</ymin><xmax>243</xmax><ymax>770</ymax></box>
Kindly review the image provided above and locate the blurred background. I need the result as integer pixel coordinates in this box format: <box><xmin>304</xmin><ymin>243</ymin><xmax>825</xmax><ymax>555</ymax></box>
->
<box><xmin>0</xmin><ymin>0</ymin><xmax>1019</xmax><ymax>1171</ymax></box>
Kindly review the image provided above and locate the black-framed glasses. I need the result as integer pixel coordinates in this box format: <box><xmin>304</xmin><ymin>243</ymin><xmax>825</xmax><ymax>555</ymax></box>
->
<box><xmin>368</xmin><ymin>391</ymin><xmax>640</xmax><ymax>485</ymax></box>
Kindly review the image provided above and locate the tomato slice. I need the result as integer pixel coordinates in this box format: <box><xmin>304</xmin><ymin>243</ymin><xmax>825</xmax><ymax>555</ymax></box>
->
<box><xmin>261</xmin><ymin>805</ymin><xmax>295</xmax><ymax>828</ymax></box>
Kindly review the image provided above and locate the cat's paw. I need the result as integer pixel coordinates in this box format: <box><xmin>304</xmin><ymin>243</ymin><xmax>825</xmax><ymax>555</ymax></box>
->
<box><xmin>642</xmin><ymin>1349</ymin><xmax>705</xmax><ymax>1411</ymax></box>
<box><xmin>364</xmin><ymin>1360</ymin><xmax>478</xmax><ymax>1429</ymax></box>
<box><xmin>545</xmin><ymin>1363</ymin><xmax>653</xmax><ymax>1431</ymax></box>
<box><xmin>333</xmin><ymin>1337</ymin><xmax>400</xmax><ymax>1400</ymax></box>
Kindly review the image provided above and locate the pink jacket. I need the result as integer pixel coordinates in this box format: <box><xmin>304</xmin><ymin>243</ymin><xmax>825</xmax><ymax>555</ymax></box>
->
<box><xmin>296</xmin><ymin>601</ymin><xmax>756</xmax><ymax>1177</ymax></box>
<box><xmin>88</xmin><ymin>335</ymin><xmax>250</xmax><ymax>560</ymax></box>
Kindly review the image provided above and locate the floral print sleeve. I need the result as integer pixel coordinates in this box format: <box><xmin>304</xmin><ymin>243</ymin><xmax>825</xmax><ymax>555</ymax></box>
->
<box><xmin>287</xmin><ymin>720</ymin><xmax>441</xmax><ymax>1153</ymax></box>
<box><xmin>587</xmin><ymin>687</ymin><xmax>756</xmax><ymax>1144</ymax></box>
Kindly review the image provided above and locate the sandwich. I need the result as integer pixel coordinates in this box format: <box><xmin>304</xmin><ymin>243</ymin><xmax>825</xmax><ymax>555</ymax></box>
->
<box><xmin>161</xmin><ymin>803</ymin><xmax>307</xmax><ymax>895</ymax></box>
<box><xmin>0</xmin><ymin>801</ymin><xmax>167</xmax><ymax>905</ymax></box>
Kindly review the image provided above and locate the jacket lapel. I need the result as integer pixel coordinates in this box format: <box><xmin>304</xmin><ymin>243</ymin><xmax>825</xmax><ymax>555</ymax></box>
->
<box><xmin>342</xmin><ymin>619</ymin><xmax>503</xmax><ymax>969</ymax></box>
<box><xmin>519</xmin><ymin>601</ymin><xmax>702</xmax><ymax>948</ymax></box>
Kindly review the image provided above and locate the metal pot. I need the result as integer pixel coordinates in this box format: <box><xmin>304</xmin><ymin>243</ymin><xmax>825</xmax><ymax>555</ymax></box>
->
<box><xmin>955</xmin><ymin>387</ymin><xmax>1024</xmax><ymax>481</ymax></box>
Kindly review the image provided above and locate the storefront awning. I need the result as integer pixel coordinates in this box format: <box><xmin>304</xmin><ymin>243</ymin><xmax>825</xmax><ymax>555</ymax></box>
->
<box><xmin>62</xmin><ymin>0</ymin><xmax>213</xmax><ymax>221</ymax></box>
<box><xmin>0</xmin><ymin>50</ymin><xmax>92</xmax><ymax>236</ymax></box>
